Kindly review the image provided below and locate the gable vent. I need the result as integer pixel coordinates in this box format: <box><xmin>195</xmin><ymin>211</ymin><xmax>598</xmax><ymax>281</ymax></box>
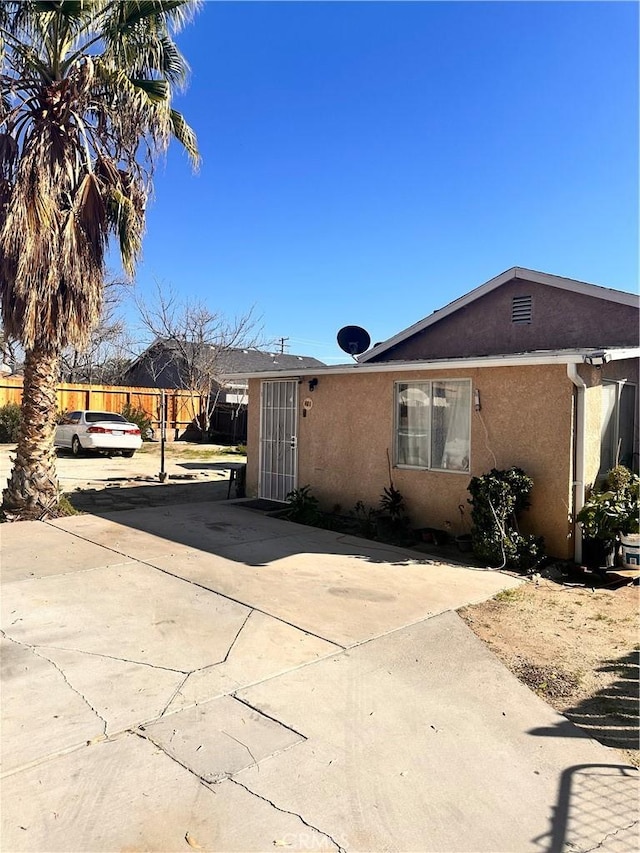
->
<box><xmin>512</xmin><ymin>295</ymin><xmax>532</xmax><ymax>324</ymax></box>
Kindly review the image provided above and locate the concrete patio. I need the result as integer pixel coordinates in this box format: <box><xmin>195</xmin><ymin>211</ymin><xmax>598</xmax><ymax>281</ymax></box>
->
<box><xmin>1</xmin><ymin>501</ymin><xmax>638</xmax><ymax>852</ymax></box>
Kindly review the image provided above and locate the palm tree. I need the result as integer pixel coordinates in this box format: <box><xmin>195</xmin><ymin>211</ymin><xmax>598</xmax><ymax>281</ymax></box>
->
<box><xmin>0</xmin><ymin>0</ymin><xmax>200</xmax><ymax>517</ymax></box>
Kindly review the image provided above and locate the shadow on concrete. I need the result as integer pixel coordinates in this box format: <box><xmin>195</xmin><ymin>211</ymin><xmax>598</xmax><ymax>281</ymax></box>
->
<box><xmin>532</xmin><ymin>763</ymin><xmax>638</xmax><ymax>853</ymax></box>
<box><xmin>528</xmin><ymin>650</ymin><xmax>639</xmax><ymax>752</ymax></box>
<box><xmin>68</xmin><ymin>498</ymin><xmax>448</xmax><ymax>568</ymax></box>
<box><xmin>69</xmin><ymin>480</ymin><xmax>232</xmax><ymax>512</ymax></box>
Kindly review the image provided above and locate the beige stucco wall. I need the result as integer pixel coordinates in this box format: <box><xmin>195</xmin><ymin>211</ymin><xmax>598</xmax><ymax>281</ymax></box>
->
<box><xmin>247</xmin><ymin>364</ymin><xmax>577</xmax><ymax>558</ymax></box>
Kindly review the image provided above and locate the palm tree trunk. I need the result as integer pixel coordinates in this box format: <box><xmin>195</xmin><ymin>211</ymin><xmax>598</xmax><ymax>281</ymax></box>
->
<box><xmin>2</xmin><ymin>347</ymin><xmax>60</xmax><ymax>518</ymax></box>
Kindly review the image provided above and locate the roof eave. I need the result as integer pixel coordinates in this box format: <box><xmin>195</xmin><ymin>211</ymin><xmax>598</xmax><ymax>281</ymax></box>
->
<box><xmin>226</xmin><ymin>347</ymin><xmax>640</xmax><ymax>381</ymax></box>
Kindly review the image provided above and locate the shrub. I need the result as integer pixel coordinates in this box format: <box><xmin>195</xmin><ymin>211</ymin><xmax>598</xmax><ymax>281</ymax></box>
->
<box><xmin>378</xmin><ymin>483</ymin><xmax>410</xmax><ymax>537</ymax></box>
<box><xmin>283</xmin><ymin>485</ymin><xmax>321</xmax><ymax>525</ymax></box>
<box><xmin>0</xmin><ymin>402</ymin><xmax>22</xmax><ymax>442</ymax></box>
<box><xmin>467</xmin><ymin>467</ymin><xmax>544</xmax><ymax>571</ymax></box>
<box><xmin>350</xmin><ymin>500</ymin><xmax>377</xmax><ymax>539</ymax></box>
<box><xmin>577</xmin><ymin>465</ymin><xmax>639</xmax><ymax>539</ymax></box>
<box><xmin>379</xmin><ymin>484</ymin><xmax>406</xmax><ymax>522</ymax></box>
<box><xmin>121</xmin><ymin>404</ymin><xmax>153</xmax><ymax>440</ymax></box>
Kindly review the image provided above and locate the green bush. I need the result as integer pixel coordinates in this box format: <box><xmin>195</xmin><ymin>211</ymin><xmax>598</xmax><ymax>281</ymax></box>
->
<box><xmin>282</xmin><ymin>485</ymin><xmax>321</xmax><ymax>525</ymax></box>
<box><xmin>577</xmin><ymin>465</ymin><xmax>639</xmax><ymax>539</ymax></box>
<box><xmin>467</xmin><ymin>467</ymin><xmax>544</xmax><ymax>571</ymax></box>
<box><xmin>378</xmin><ymin>483</ymin><xmax>410</xmax><ymax>537</ymax></box>
<box><xmin>121</xmin><ymin>404</ymin><xmax>153</xmax><ymax>440</ymax></box>
<box><xmin>0</xmin><ymin>402</ymin><xmax>22</xmax><ymax>442</ymax></box>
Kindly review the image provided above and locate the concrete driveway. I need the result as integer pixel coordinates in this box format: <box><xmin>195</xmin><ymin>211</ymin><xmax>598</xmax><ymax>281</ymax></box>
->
<box><xmin>0</xmin><ymin>442</ymin><xmax>239</xmax><ymax>494</ymax></box>
<box><xmin>1</xmin><ymin>501</ymin><xmax>638</xmax><ymax>852</ymax></box>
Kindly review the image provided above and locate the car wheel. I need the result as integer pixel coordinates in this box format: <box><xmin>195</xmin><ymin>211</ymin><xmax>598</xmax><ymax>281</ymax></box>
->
<box><xmin>122</xmin><ymin>450</ymin><xmax>135</xmax><ymax>458</ymax></box>
<box><xmin>71</xmin><ymin>435</ymin><xmax>82</xmax><ymax>457</ymax></box>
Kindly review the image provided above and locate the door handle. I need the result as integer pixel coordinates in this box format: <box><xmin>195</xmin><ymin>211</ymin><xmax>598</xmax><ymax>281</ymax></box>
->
<box><xmin>290</xmin><ymin>435</ymin><xmax>297</xmax><ymax>449</ymax></box>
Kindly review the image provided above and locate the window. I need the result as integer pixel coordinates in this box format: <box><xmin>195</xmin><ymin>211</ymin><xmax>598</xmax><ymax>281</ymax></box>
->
<box><xmin>395</xmin><ymin>379</ymin><xmax>471</xmax><ymax>471</ymax></box>
<box><xmin>599</xmin><ymin>380</ymin><xmax>637</xmax><ymax>478</ymax></box>
<box><xmin>512</xmin><ymin>295</ymin><xmax>532</xmax><ymax>324</ymax></box>
<box><xmin>85</xmin><ymin>412</ymin><xmax>126</xmax><ymax>423</ymax></box>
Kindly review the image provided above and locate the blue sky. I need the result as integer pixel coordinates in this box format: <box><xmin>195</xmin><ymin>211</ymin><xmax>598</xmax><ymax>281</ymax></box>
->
<box><xmin>127</xmin><ymin>0</ymin><xmax>639</xmax><ymax>363</ymax></box>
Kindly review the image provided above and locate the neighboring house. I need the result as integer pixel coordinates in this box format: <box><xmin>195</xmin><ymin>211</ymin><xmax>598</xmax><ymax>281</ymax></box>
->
<box><xmin>232</xmin><ymin>267</ymin><xmax>639</xmax><ymax>561</ymax></box>
<box><xmin>122</xmin><ymin>342</ymin><xmax>325</xmax><ymax>442</ymax></box>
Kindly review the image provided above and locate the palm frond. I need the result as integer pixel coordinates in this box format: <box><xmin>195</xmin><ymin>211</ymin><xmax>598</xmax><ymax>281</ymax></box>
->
<box><xmin>132</xmin><ymin>77</ymin><xmax>169</xmax><ymax>103</ymax></box>
<box><xmin>112</xmin><ymin>1</ymin><xmax>200</xmax><ymax>35</ymax></box>
<box><xmin>0</xmin><ymin>0</ymin><xmax>199</xmax><ymax>352</ymax></box>
<box><xmin>170</xmin><ymin>108</ymin><xmax>199</xmax><ymax>167</ymax></box>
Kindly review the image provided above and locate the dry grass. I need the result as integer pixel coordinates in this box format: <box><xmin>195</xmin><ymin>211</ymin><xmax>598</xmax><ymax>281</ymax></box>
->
<box><xmin>459</xmin><ymin>578</ymin><xmax>639</xmax><ymax>766</ymax></box>
<box><xmin>137</xmin><ymin>442</ymin><xmax>246</xmax><ymax>460</ymax></box>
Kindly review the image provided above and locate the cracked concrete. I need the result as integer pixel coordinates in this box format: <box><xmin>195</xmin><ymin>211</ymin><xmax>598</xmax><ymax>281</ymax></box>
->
<box><xmin>583</xmin><ymin>821</ymin><xmax>640</xmax><ymax>853</ymax></box>
<box><xmin>164</xmin><ymin>610</ymin><xmax>340</xmax><ymax>713</ymax></box>
<box><xmin>228</xmin><ymin>777</ymin><xmax>346</xmax><ymax>853</ymax></box>
<box><xmin>1</xmin><ymin>734</ymin><xmax>338</xmax><ymax>852</ymax></box>
<box><xmin>138</xmin><ymin>695</ymin><xmax>306</xmax><ymax>783</ymax></box>
<box><xmin>232</xmin><ymin>612</ymin><xmax>640</xmax><ymax>853</ymax></box>
<box><xmin>1</xmin><ymin>560</ymin><xmax>251</xmax><ymax>670</ymax></box>
<box><xmin>2</xmin><ymin>502</ymin><xmax>638</xmax><ymax>851</ymax></box>
<box><xmin>0</xmin><ymin>635</ymin><xmax>105</xmax><ymax>775</ymax></box>
<box><xmin>19</xmin><ymin>641</ymin><xmax>109</xmax><ymax>739</ymax></box>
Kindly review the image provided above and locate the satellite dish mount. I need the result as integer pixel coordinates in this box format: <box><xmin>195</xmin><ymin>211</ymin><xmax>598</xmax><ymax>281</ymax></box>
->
<box><xmin>337</xmin><ymin>325</ymin><xmax>371</xmax><ymax>360</ymax></box>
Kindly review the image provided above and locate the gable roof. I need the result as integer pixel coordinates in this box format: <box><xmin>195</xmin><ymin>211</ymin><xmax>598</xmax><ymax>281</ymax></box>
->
<box><xmin>359</xmin><ymin>267</ymin><xmax>639</xmax><ymax>363</ymax></box>
<box><xmin>215</xmin><ymin>347</ymin><xmax>325</xmax><ymax>373</ymax></box>
<box><xmin>124</xmin><ymin>340</ymin><xmax>325</xmax><ymax>380</ymax></box>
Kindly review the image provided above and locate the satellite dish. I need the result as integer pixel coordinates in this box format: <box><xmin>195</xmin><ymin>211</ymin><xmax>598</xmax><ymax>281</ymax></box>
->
<box><xmin>337</xmin><ymin>325</ymin><xmax>371</xmax><ymax>356</ymax></box>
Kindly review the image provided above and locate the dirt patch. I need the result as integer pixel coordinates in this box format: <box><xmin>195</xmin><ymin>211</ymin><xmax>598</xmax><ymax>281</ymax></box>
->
<box><xmin>458</xmin><ymin>578</ymin><xmax>639</xmax><ymax>766</ymax></box>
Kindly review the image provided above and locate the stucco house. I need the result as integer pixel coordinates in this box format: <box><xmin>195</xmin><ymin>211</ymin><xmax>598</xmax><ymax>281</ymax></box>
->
<box><xmin>233</xmin><ymin>268</ymin><xmax>639</xmax><ymax>561</ymax></box>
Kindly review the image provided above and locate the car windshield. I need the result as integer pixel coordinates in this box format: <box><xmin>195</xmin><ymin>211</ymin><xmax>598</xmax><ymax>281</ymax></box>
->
<box><xmin>85</xmin><ymin>412</ymin><xmax>127</xmax><ymax>424</ymax></box>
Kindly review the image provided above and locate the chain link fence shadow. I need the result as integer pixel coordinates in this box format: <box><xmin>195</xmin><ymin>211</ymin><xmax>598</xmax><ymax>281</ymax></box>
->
<box><xmin>532</xmin><ymin>763</ymin><xmax>638</xmax><ymax>852</ymax></box>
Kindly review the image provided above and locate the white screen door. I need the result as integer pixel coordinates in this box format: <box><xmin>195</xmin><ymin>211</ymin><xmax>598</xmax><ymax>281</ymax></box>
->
<box><xmin>259</xmin><ymin>380</ymin><xmax>298</xmax><ymax>501</ymax></box>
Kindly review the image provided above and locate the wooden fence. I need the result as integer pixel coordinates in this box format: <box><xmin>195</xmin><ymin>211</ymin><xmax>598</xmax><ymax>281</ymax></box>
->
<box><xmin>0</xmin><ymin>377</ymin><xmax>204</xmax><ymax>439</ymax></box>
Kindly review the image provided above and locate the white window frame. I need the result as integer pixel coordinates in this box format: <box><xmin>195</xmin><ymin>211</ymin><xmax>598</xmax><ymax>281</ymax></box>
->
<box><xmin>394</xmin><ymin>378</ymin><xmax>472</xmax><ymax>473</ymax></box>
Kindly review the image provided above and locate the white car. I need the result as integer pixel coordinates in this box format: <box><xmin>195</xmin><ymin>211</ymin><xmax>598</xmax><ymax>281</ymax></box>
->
<box><xmin>55</xmin><ymin>410</ymin><xmax>143</xmax><ymax>457</ymax></box>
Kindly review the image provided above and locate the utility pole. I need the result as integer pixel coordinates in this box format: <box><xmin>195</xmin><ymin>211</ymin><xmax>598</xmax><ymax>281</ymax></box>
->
<box><xmin>159</xmin><ymin>389</ymin><xmax>167</xmax><ymax>482</ymax></box>
<box><xmin>278</xmin><ymin>337</ymin><xmax>289</xmax><ymax>354</ymax></box>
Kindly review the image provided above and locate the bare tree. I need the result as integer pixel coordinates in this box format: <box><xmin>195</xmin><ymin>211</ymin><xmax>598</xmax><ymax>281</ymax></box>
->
<box><xmin>135</xmin><ymin>282</ymin><xmax>264</xmax><ymax>439</ymax></box>
<box><xmin>60</xmin><ymin>277</ymin><xmax>135</xmax><ymax>385</ymax></box>
<box><xmin>0</xmin><ymin>323</ymin><xmax>23</xmax><ymax>375</ymax></box>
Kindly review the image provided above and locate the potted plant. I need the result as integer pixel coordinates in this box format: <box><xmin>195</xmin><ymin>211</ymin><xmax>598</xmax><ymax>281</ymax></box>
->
<box><xmin>577</xmin><ymin>466</ymin><xmax>640</xmax><ymax>569</ymax></box>
<box><xmin>609</xmin><ymin>466</ymin><xmax>640</xmax><ymax>570</ymax></box>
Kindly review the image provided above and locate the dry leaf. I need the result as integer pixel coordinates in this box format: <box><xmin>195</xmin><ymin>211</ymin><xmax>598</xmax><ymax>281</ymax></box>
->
<box><xmin>185</xmin><ymin>832</ymin><xmax>203</xmax><ymax>850</ymax></box>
